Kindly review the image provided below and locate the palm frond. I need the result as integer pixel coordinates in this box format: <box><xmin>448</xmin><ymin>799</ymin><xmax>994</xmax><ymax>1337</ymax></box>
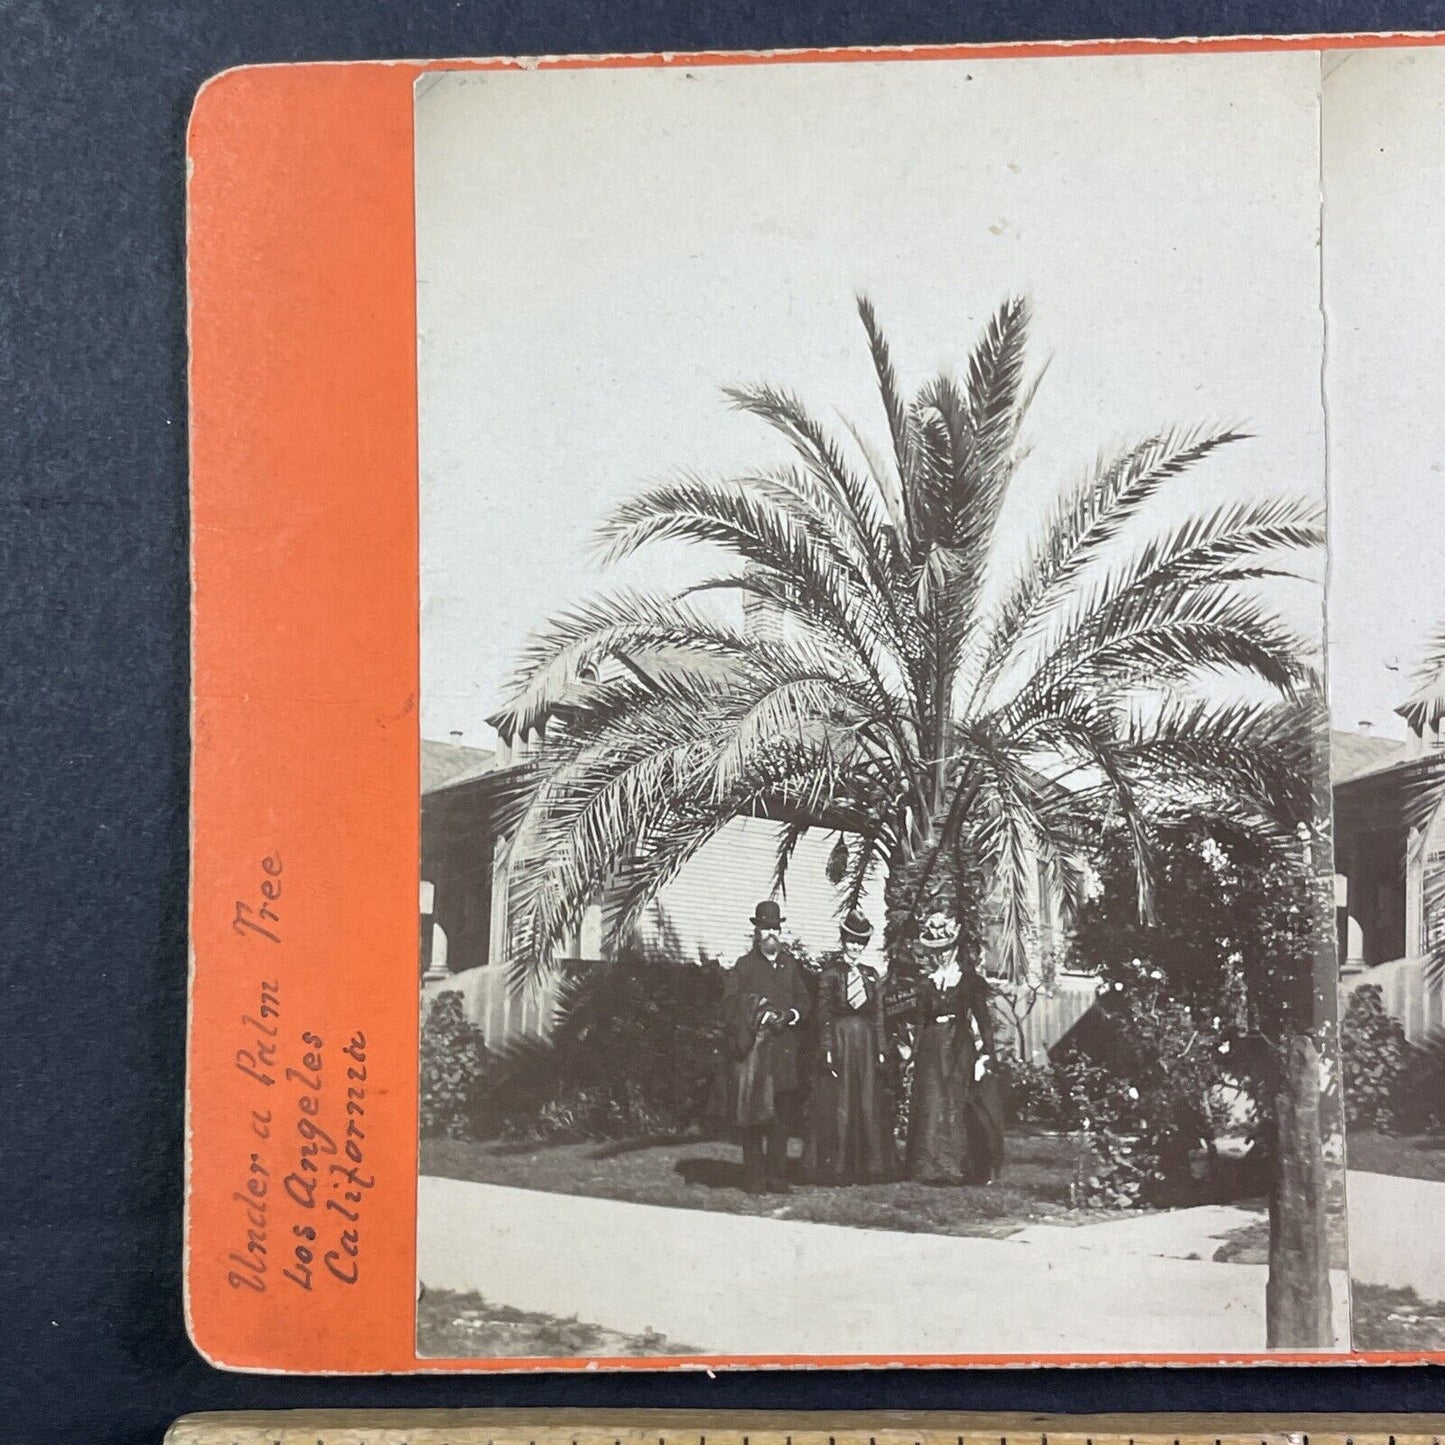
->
<box><xmin>840</xmin><ymin>410</ymin><xmax>911</xmax><ymax>550</ymax></box>
<box><xmin>908</xmin><ymin>301</ymin><xmax>1035</xmax><ymax>682</ymax></box>
<box><xmin>1115</xmin><ymin>695</ymin><xmax>1324</xmax><ymax>828</ymax></box>
<box><xmin>950</xmin><ymin>295</ymin><xmax>1032</xmax><ymax>543</ymax></box>
<box><xmin>722</xmin><ymin>382</ymin><xmax>898</xmax><ymax>577</ymax></box>
<box><xmin>856</xmin><ymin>293</ymin><xmax>913</xmax><ymax>507</ymax></box>
<box><xmin>709</xmin><ymin>675</ymin><xmax>857</xmax><ymax>801</ymax></box>
<box><xmin>725</xmin><ymin>383</ymin><xmax>925</xmax><ymax>685</ymax></box>
<box><xmin>496</xmin><ymin>588</ymin><xmax>750</xmax><ymax>740</ymax></box>
<box><xmin>590</xmin><ymin>745</ymin><xmax>873</xmax><ymax>966</ymax></box>
<box><xmin>1004</xmin><ymin>581</ymin><xmax>1315</xmax><ymax>722</ymax></box>
<box><xmin>772</xmin><ymin>820</ymin><xmax>811</xmax><ymax>899</ymax></box>
<box><xmin>972</xmin><ymin>766</ymin><xmax>1043</xmax><ymax>982</ymax></box>
<box><xmin>495</xmin><ymin>295</ymin><xmax>1323</xmax><ymax>1000</ymax></box>
<box><xmin>1008</xmin><ymin>702</ymin><xmax>1158</xmax><ymax>924</ymax></box>
<box><xmin>840</xmin><ymin>828</ymin><xmax>889</xmax><ymax>913</ymax></box>
<box><xmin>971</xmin><ymin>423</ymin><xmax>1251</xmax><ymax>707</ymax></box>
<box><xmin>595</xmin><ymin>471</ymin><xmax>867</xmax><ymax>603</ymax></box>
<box><xmin>596</xmin><ymin>470</ymin><xmax>923</xmax><ymax>723</ymax></box>
<box><xmin>1400</xmin><ymin>622</ymin><xmax>1445</xmax><ymax>736</ymax></box>
<box><xmin>1404</xmin><ymin>750</ymin><xmax>1445</xmax><ymax>834</ymax></box>
<box><xmin>1036</xmin><ymin>495</ymin><xmax>1324</xmax><ymax>666</ymax></box>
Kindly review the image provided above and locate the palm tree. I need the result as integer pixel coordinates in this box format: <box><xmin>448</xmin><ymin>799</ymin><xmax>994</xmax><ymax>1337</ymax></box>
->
<box><xmin>493</xmin><ymin>296</ymin><xmax>1323</xmax><ymax>993</ymax></box>
<box><xmin>1400</xmin><ymin>622</ymin><xmax>1445</xmax><ymax>739</ymax></box>
<box><xmin>1399</xmin><ymin>623</ymin><xmax>1445</xmax><ymax>987</ymax></box>
<box><xmin>487</xmin><ymin>295</ymin><xmax>1334</xmax><ymax>1348</ymax></box>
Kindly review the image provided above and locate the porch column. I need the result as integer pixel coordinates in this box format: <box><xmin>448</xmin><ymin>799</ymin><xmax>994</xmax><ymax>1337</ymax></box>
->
<box><xmin>1335</xmin><ymin>873</ymin><xmax>1364</xmax><ymax>977</ymax></box>
<box><xmin>489</xmin><ymin>838</ymin><xmax>510</xmax><ymax>968</ymax></box>
<box><xmin>1407</xmin><ymin>826</ymin><xmax>1425</xmax><ymax>958</ymax></box>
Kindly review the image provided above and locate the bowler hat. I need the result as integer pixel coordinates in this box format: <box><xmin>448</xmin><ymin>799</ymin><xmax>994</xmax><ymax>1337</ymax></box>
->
<box><xmin>751</xmin><ymin>899</ymin><xmax>785</xmax><ymax>930</ymax></box>
<box><xmin>839</xmin><ymin>909</ymin><xmax>873</xmax><ymax>943</ymax></box>
<box><xmin>917</xmin><ymin>910</ymin><xmax>961</xmax><ymax>951</ymax></box>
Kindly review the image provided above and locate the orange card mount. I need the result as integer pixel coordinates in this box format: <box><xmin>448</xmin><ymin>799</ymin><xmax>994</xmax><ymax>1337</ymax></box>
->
<box><xmin>189</xmin><ymin>36</ymin><xmax>1445</xmax><ymax>1372</ymax></box>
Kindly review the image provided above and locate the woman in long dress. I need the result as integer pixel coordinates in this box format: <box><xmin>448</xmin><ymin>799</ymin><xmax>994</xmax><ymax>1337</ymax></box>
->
<box><xmin>810</xmin><ymin>909</ymin><xmax>893</xmax><ymax>1184</ymax></box>
<box><xmin>906</xmin><ymin>911</ymin><xmax>1005</xmax><ymax>1185</ymax></box>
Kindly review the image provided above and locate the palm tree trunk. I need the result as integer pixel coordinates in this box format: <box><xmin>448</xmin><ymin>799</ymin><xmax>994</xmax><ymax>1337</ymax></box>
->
<box><xmin>1265</xmin><ymin>1032</ymin><xmax>1333</xmax><ymax>1348</ymax></box>
<box><xmin>1263</xmin><ymin>820</ymin><xmax>1336</xmax><ymax>1350</ymax></box>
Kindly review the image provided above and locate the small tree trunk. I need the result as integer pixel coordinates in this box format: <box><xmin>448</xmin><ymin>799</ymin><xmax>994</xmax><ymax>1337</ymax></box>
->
<box><xmin>1265</xmin><ymin>1032</ymin><xmax>1333</xmax><ymax>1348</ymax></box>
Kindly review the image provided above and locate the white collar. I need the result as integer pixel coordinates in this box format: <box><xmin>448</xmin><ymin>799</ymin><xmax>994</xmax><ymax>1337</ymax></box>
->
<box><xmin>929</xmin><ymin>957</ymin><xmax>963</xmax><ymax>989</ymax></box>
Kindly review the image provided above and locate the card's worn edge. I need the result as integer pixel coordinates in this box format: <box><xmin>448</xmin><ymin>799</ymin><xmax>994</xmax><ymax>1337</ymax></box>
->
<box><xmin>182</xmin><ymin>33</ymin><xmax>1445</xmax><ymax>1376</ymax></box>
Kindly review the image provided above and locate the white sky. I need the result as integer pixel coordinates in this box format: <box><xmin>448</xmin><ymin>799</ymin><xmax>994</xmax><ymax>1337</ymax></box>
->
<box><xmin>1323</xmin><ymin>48</ymin><xmax>1445</xmax><ymax>740</ymax></box>
<box><xmin>416</xmin><ymin>52</ymin><xmax>1327</xmax><ymax>748</ymax></box>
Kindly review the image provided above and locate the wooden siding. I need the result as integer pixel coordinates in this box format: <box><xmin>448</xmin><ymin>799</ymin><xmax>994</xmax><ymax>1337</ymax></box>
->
<box><xmin>423</xmin><ymin>966</ymin><xmax>564</xmax><ymax>1050</ymax></box>
<box><xmin>645</xmin><ymin>817</ymin><xmax>888</xmax><ymax>967</ymax></box>
<box><xmin>423</xmin><ymin>815</ymin><xmax>1094</xmax><ymax>1058</ymax></box>
<box><xmin>1342</xmin><ymin>955</ymin><xmax>1445</xmax><ymax>1043</ymax></box>
<box><xmin>427</xmin><ymin>955</ymin><xmax>1098</xmax><ymax>1065</ymax></box>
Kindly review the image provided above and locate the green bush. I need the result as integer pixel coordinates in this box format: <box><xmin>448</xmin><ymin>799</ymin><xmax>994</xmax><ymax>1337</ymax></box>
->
<box><xmin>1057</xmin><ymin>961</ymin><xmax>1234</xmax><ymax>1208</ymax></box>
<box><xmin>1341</xmin><ymin>984</ymin><xmax>1411</xmax><ymax>1133</ymax></box>
<box><xmin>1395</xmin><ymin>1035</ymin><xmax>1445</xmax><ymax>1136</ymax></box>
<box><xmin>420</xmin><ymin>991</ymin><xmax>490</xmax><ymax>1139</ymax></box>
<box><xmin>994</xmin><ymin>1048</ymin><xmax>1066</xmax><ymax>1127</ymax></box>
<box><xmin>1061</xmin><ymin>819</ymin><xmax>1335</xmax><ymax>1206</ymax></box>
<box><xmin>480</xmin><ymin>946</ymin><xmax>730</xmax><ymax>1142</ymax></box>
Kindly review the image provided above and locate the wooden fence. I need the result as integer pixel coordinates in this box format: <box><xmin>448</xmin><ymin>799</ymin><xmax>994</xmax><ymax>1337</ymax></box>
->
<box><xmin>991</xmin><ymin>972</ymin><xmax>1102</xmax><ymax>1062</ymax></box>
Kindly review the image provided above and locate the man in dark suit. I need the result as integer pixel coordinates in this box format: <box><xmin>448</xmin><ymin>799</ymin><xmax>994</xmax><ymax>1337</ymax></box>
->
<box><xmin>723</xmin><ymin>900</ymin><xmax>810</xmax><ymax>1194</ymax></box>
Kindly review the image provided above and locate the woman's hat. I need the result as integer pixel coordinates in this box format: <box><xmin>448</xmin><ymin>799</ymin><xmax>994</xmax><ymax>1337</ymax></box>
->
<box><xmin>916</xmin><ymin>910</ymin><xmax>961</xmax><ymax>951</ymax></box>
<box><xmin>839</xmin><ymin>909</ymin><xmax>873</xmax><ymax>944</ymax></box>
<box><xmin>751</xmin><ymin>900</ymin><xmax>785</xmax><ymax>930</ymax></box>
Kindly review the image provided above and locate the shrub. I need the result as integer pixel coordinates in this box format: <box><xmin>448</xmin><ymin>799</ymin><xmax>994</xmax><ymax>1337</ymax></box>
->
<box><xmin>420</xmin><ymin>991</ymin><xmax>490</xmax><ymax>1139</ymax></box>
<box><xmin>1384</xmin><ymin>1029</ymin><xmax>1445</xmax><ymax>1137</ymax></box>
<box><xmin>1062</xmin><ymin>818</ymin><xmax>1336</xmax><ymax>1206</ymax></box>
<box><xmin>1056</xmin><ymin>1050</ymin><xmax>1232</xmax><ymax>1208</ymax></box>
<box><xmin>1057</xmin><ymin>961</ymin><xmax>1234</xmax><ymax>1207</ymax></box>
<box><xmin>995</xmin><ymin>1048</ymin><xmax>1066</xmax><ymax>1127</ymax></box>
<box><xmin>1341</xmin><ymin>984</ymin><xmax>1411</xmax><ymax>1133</ymax></box>
<box><xmin>481</xmin><ymin>947</ymin><xmax>730</xmax><ymax>1142</ymax></box>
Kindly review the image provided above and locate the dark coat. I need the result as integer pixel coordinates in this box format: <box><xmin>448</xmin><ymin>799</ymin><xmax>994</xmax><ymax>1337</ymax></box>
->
<box><xmin>723</xmin><ymin>944</ymin><xmax>811</xmax><ymax>1124</ymax></box>
<box><xmin>810</xmin><ymin>953</ymin><xmax>893</xmax><ymax>1182</ymax></box>
<box><xmin>913</xmin><ymin>967</ymin><xmax>995</xmax><ymax>1054</ymax></box>
<box><xmin>907</xmin><ymin>964</ymin><xmax>1002</xmax><ymax>1183</ymax></box>
<box><xmin>816</xmin><ymin>953</ymin><xmax>887</xmax><ymax>1056</ymax></box>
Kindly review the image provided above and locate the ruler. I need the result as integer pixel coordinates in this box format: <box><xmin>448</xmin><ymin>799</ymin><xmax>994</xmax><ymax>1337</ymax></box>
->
<box><xmin>165</xmin><ymin>1415</ymin><xmax>1445</xmax><ymax>1445</ymax></box>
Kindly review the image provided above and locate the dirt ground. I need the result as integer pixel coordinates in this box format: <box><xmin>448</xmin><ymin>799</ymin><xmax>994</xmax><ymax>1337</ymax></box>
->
<box><xmin>417</xmin><ymin>1286</ymin><xmax>695</xmax><ymax>1358</ymax></box>
<box><xmin>1351</xmin><ymin>1282</ymin><xmax>1445</xmax><ymax>1350</ymax></box>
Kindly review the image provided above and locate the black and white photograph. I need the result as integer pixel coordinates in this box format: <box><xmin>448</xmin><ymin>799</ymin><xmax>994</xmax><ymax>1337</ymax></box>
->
<box><xmin>1324</xmin><ymin>45</ymin><xmax>1445</xmax><ymax>1353</ymax></box>
<box><xmin>412</xmin><ymin>51</ymin><xmax>1348</xmax><ymax>1359</ymax></box>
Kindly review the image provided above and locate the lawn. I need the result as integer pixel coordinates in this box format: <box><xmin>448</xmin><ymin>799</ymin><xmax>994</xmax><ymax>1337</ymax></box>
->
<box><xmin>422</xmin><ymin>1127</ymin><xmax>1134</xmax><ymax>1238</ymax></box>
<box><xmin>1346</xmin><ymin>1128</ymin><xmax>1445</xmax><ymax>1181</ymax></box>
<box><xmin>417</xmin><ymin>1286</ymin><xmax>694</xmax><ymax>1358</ymax></box>
<box><xmin>1344</xmin><ymin>1129</ymin><xmax>1445</xmax><ymax>1350</ymax></box>
<box><xmin>1351</xmin><ymin>1283</ymin><xmax>1445</xmax><ymax>1351</ymax></box>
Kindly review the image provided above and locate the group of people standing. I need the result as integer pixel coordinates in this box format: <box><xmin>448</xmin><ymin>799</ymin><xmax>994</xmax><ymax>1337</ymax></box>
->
<box><xmin>721</xmin><ymin>899</ymin><xmax>1005</xmax><ymax>1194</ymax></box>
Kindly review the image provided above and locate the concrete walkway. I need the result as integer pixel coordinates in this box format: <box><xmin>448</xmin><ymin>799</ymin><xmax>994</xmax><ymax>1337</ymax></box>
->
<box><xmin>1348</xmin><ymin>1169</ymin><xmax>1445</xmax><ymax>1298</ymax></box>
<box><xmin>1011</xmin><ymin>1203</ymin><xmax>1263</xmax><ymax>1259</ymax></box>
<box><xmin>418</xmin><ymin>1176</ymin><xmax>1349</xmax><ymax>1356</ymax></box>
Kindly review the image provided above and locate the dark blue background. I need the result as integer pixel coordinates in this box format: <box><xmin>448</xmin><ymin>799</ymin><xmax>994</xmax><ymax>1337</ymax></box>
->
<box><xmin>4</xmin><ymin>2</ymin><xmax>1445</xmax><ymax>1441</ymax></box>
